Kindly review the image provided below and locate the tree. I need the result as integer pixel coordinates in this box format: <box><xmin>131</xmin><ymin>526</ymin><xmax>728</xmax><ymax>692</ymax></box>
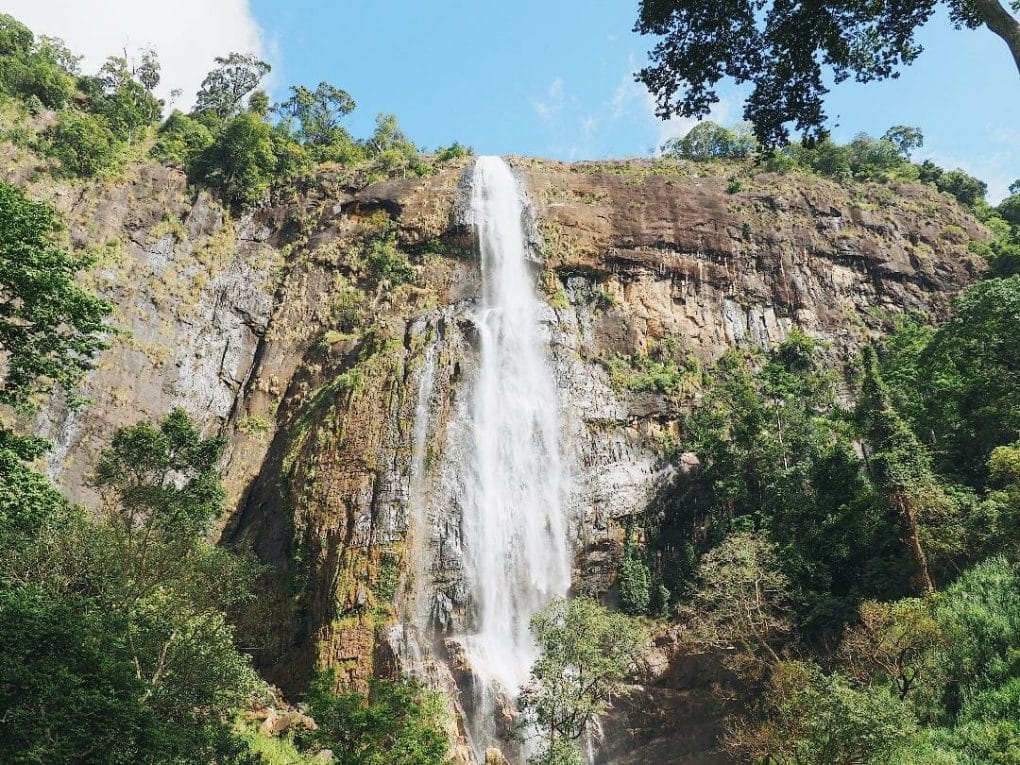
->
<box><xmin>616</xmin><ymin>524</ymin><xmax>651</xmax><ymax>615</ymax></box>
<box><xmin>635</xmin><ymin>0</ymin><xmax>1020</xmax><ymax>147</ymax></box>
<box><xmin>856</xmin><ymin>346</ymin><xmax>942</xmax><ymax>591</ymax></box>
<box><xmin>839</xmin><ymin>598</ymin><xmax>947</xmax><ymax>703</ymax></box>
<box><xmin>0</xmin><ymin>182</ymin><xmax>111</xmax><ymax>431</ymax></box>
<box><xmin>518</xmin><ymin>597</ymin><xmax>647</xmax><ymax>765</ymax></box>
<box><xmin>44</xmin><ymin>111</ymin><xmax>119</xmax><ymax>176</ymax></box>
<box><xmin>683</xmin><ymin>531</ymin><xmax>792</xmax><ymax>670</ymax></box>
<box><xmin>278</xmin><ymin>81</ymin><xmax>357</xmax><ymax>158</ymax></box>
<box><xmin>367</xmin><ymin>113</ymin><xmax>425</xmax><ymax>177</ymax></box>
<box><xmin>0</xmin><ymin>411</ymin><xmax>262</xmax><ymax>764</ymax></box>
<box><xmin>302</xmin><ymin>674</ymin><xmax>448</xmax><ymax>765</ymax></box>
<box><xmin>883</xmin><ymin>126</ymin><xmax>925</xmax><ymax>159</ymax></box>
<box><xmin>727</xmin><ymin>660</ymin><xmax>916</xmax><ymax>765</ymax></box>
<box><xmin>660</xmin><ymin>121</ymin><xmax>757</xmax><ymax>161</ymax></box>
<box><xmin>192</xmin><ymin>112</ymin><xmax>278</xmax><ymax>208</ymax></box>
<box><xmin>151</xmin><ymin>110</ymin><xmax>214</xmax><ymax>169</ymax></box>
<box><xmin>193</xmin><ymin>52</ymin><xmax>271</xmax><ymax>122</ymax></box>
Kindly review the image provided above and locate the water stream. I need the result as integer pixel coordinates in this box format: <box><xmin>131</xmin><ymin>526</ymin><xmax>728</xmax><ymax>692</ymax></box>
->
<box><xmin>459</xmin><ymin>156</ymin><xmax>572</xmax><ymax>753</ymax></box>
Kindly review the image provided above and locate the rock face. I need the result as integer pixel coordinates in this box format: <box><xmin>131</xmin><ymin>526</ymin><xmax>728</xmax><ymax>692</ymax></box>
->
<box><xmin>30</xmin><ymin>156</ymin><xmax>982</xmax><ymax>764</ymax></box>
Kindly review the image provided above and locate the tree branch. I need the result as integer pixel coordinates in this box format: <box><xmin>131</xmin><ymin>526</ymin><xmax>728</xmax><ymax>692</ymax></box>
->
<box><xmin>974</xmin><ymin>0</ymin><xmax>1020</xmax><ymax>74</ymax></box>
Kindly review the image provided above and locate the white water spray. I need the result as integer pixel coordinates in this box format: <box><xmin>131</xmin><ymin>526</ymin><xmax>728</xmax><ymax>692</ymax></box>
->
<box><xmin>460</xmin><ymin>156</ymin><xmax>572</xmax><ymax>747</ymax></box>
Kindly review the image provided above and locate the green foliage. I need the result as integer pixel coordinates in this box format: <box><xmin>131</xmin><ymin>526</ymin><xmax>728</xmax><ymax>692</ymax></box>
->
<box><xmin>434</xmin><ymin>141</ymin><xmax>473</xmax><ymax>162</ymax></box>
<box><xmin>78</xmin><ymin>55</ymin><xmax>163</xmax><ymax>141</ymax></box>
<box><xmin>882</xmin><ymin>277</ymin><xmax>1020</xmax><ymax>487</ymax></box>
<box><xmin>677</xmin><ymin>335</ymin><xmax>915</xmax><ymax>632</ymax></box>
<box><xmin>617</xmin><ymin>525</ymin><xmax>651</xmax><ymax>615</ymax></box>
<box><xmin>0</xmin><ymin>182</ymin><xmax>111</xmax><ymax>415</ymax></box>
<box><xmin>883</xmin><ymin>125</ymin><xmax>925</xmax><ymax>158</ymax></box>
<box><xmin>684</xmin><ymin>531</ymin><xmax>792</xmax><ymax>669</ymax></box>
<box><xmin>520</xmin><ymin>597</ymin><xmax>647</xmax><ymax>763</ymax></box>
<box><xmin>192</xmin><ymin>112</ymin><xmax>307</xmax><ymax>209</ymax></box>
<box><xmin>44</xmin><ymin>110</ymin><xmax>119</xmax><ymax>176</ymax></box>
<box><xmin>0</xmin><ymin>24</ymin><xmax>76</xmax><ymax>109</ymax></box>
<box><xmin>301</xmin><ymin>673</ymin><xmax>448</xmax><ymax>765</ymax></box>
<box><xmin>366</xmin><ymin>113</ymin><xmax>426</xmax><ymax>178</ymax></box>
<box><xmin>193</xmin><ymin>53</ymin><xmax>271</xmax><ymax>123</ymax></box>
<box><xmin>363</xmin><ymin>229</ymin><xmax>415</xmax><ymax>286</ymax></box>
<box><xmin>732</xmin><ymin>660</ymin><xmax>916</xmax><ymax>764</ymax></box>
<box><xmin>151</xmin><ymin>109</ymin><xmax>214</xmax><ymax>168</ymax></box>
<box><xmin>600</xmin><ymin>337</ymin><xmax>698</xmax><ymax>396</ymax></box>
<box><xmin>789</xmin><ymin>132</ymin><xmax>916</xmax><ymax>183</ymax></box>
<box><xmin>0</xmin><ymin>410</ymin><xmax>262</xmax><ymax>764</ymax></box>
<box><xmin>277</xmin><ymin>81</ymin><xmax>358</xmax><ymax>162</ymax></box>
<box><xmin>660</xmin><ymin>121</ymin><xmax>757</xmax><ymax>161</ymax></box>
<box><xmin>635</xmin><ymin>1</ymin><xmax>1020</xmax><ymax>147</ymax></box>
<box><xmin>919</xmin><ymin>161</ymin><xmax>988</xmax><ymax>208</ymax></box>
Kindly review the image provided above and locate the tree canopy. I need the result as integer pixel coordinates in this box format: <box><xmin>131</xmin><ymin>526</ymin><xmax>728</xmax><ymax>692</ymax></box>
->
<box><xmin>635</xmin><ymin>0</ymin><xmax>1020</xmax><ymax>146</ymax></box>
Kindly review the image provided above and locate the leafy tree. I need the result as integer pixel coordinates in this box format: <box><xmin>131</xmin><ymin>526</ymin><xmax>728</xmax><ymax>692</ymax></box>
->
<box><xmin>883</xmin><ymin>125</ymin><xmax>925</xmax><ymax>158</ymax></box>
<box><xmin>302</xmin><ymin>673</ymin><xmax>448</xmax><ymax>765</ymax></box>
<box><xmin>135</xmin><ymin>48</ymin><xmax>160</xmax><ymax>91</ymax></box>
<box><xmin>635</xmin><ymin>0</ymin><xmax>1020</xmax><ymax>147</ymax></box>
<box><xmin>0</xmin><ymin>410</ymin><xmax>261</xmax><ymax>763</ymax></box>
<box><xmin>434</xmin><ymin>141</ymin><xmax>473</xmax><ymax>163</ymax></box>
<box><xmin>660</xmin><ymin>120</ymin><xmax>757</xmax><ymax>161</ymax></box>
<box><xmin>193</xmin><ymin>52</ymin><xmax>271</xmax><ymax>123</ymax></box>
<box><xmin>918</xmin><ymin>161</ymin><xmax>988</xmax><ymax>208</ymax></box>
<box><xmin>519</xmin><ymin>596</ymin><xmax>647</xmax><ymax>765</ymax></box>
<box><xmin>682</xmin><ymin>531</ymin><xmax>792</xmax><ymax>669</ymax></box>
<box><xmin>888</xmin><ymin>276</ymin><xmax>1020</xmax><ymax>484</ymax></box>
<box><xmin>0</xmin><ymin>182</ymin><xmax>111</xmax><ymax>425</ymax></box>
<box><xmin>366</xmin><ymin>113</ymin><xmax>425</xmax><ymax>177</ymax></box>
<box><xmin>856</xmin><ymin>346</ymin><xmax>961</xmax><ymax>593</ymax></box>
<box><xmin>44</xmin><ymin>110</ymin><xmax>119</xmax><ymax>176</ymax></box>
<box><xmin>78</xmin><ymin>54</ymin><xmax>163</xmax><ymax>141</ymax></box>
<box><xmin>839</xmin><ymin>598</ymin><xmax>947</xmax><ymax>704</ymax></box>
<box><xmin>727</xmin><ymin>660</ymin><xmax>916</xmax><ymax>764</ymax></box>
<box><xmin>151</xmin><ymin>110</ymin><xmax>214</xmax><ymax>168</ymax></box>
<box><xmin>617</xmin><ymin>524</ymin><xmax>652</xmax><ymax>615</ymax></box>
<box><xmin>0</xmin><ymin>14</ymin><xmax>33</xmax><ymax>58</ymax></box>
<box><xmin>278</xmin><ymin>81</ymin><xmax>357</xmax><ymax>160</ymax></box>
<box><xmin>193</xmin><ymin>112</ymin><xmax>279</xmax><ymax>208</ymax></box>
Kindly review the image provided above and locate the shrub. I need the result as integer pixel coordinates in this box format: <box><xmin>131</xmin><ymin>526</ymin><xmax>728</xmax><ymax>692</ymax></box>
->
<box><xmin>44</xmin><ymin>111</ymin><xmax>118</xmax><ymax>177</ymax></box>
<box><xmin>151</xmin><ymin>110</ymin><xmax>214</xmax><ymax>168</ymax></box>
<box><xmin>364</xmin><ymin>232</ymin><xmax>415</xmax><ymax>286</ymax></box>
<box><xmin>618</xmin><ymin>525</ymin><xmax>652</xmax><ymax>615</ymax></box>
<box><xmin>434</xmin><ymin>141</ymin><xmax>472</xmax><ymax>162</ymax></box>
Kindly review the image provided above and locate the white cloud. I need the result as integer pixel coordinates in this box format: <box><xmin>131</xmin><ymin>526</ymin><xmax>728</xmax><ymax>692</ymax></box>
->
<box><xmin>532</xmin><ymin>77</ymin><xmax>565</xmax><ymax>121</ymax></box>
<box><xmin>3</xmin><ymin>0</ymin><xmax>270</xmax><ymax>110</ymax></box>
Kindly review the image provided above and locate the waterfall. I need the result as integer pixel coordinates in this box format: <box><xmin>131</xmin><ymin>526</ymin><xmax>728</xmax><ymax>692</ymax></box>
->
<box><xmin>460</xmin><ymin>156</ymin><xmax>572</xmax><ymax>751</ymax></box>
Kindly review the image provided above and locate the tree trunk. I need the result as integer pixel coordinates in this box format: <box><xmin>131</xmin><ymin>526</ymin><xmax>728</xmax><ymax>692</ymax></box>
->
<box><xmin>974</xmin><ymin>0</ymin><xmax>1020</xmax><ymax>74</ymax></box>
<box><xmin>893</xmin><ymin>490</ymin><xmax>935</xmax><ymax>594</ymax></box>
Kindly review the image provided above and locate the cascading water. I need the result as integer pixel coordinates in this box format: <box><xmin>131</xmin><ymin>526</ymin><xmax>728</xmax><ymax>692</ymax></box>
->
<box><xmin>459</xmin><ymin>156</ymin><xmax>572</xmax><ymax>753</ymax></box>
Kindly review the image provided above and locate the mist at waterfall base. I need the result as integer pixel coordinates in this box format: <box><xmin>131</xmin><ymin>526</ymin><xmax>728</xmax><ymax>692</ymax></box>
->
<box><xmin>456</xmin><ymin>156</ymin><xmax>571</xmax><ymax>755</ymax></box>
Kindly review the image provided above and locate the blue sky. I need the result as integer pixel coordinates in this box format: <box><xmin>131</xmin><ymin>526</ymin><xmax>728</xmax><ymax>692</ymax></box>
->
<box><xmin>251</xmin><ymin>1</ymin><xmax>1018</xmax><ymax>202</ymax></box>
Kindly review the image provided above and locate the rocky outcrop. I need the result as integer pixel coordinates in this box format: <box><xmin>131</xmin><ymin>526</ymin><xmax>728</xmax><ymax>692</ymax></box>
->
<box><xmin>29</xmin><ymin>155</ymin><xmax>982</xmax><ymax>764</ymax></box>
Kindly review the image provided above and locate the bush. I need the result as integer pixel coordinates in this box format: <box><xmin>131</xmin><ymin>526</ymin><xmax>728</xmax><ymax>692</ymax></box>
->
<box><xmin>434</xmin><ymin>141</ymin><xmax>472</xmax><ymax>162</ymax></box>
<box><xmin>192</xmin><ymin>112</ymin><xmax>277</xmax><ymax>208</ymax></box>
<box><xmin>151</xmin><ymin>110</ymin><xmax>214</xmax><ymax>168</ymax></box>
<box><xmin>44</xmin><ymin>111</ymin><xmax>118</xmax><ymax>177</ymax></box>
<box><xmin>302</xmin><ymin>674</ymin><xmax>448</xmax><ymax>765</ymax></box>
<box><xmin>364</xmin><ymin>232</ymin><xmax>415</xmax><ymax>286</ymax></box>
<box><xmin>919</xmin><ymin>161</ymin><xmax>987</xmax><ymax>208</ymax></box>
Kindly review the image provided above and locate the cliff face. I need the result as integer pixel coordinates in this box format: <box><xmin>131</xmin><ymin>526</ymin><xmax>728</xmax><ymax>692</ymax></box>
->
<box><xmin>25</xmin><ymin>155</ymin><xmax>982</xmax><ymax>763</ymax></box>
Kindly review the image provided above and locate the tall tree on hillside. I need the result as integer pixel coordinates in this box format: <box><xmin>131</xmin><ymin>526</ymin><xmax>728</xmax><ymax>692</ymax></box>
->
<box><xmin>193</xmin><ymin>52</ymin><xmax>271</xmax><ymax>122</ymax></box>
<box><xmin>635</xmin><ymin>0</ymin><xmax>1020</xmax><ymax>146</ymax></box>
<box><xmin>857</xmin><ymin>347</ymin><xmax>940</xmax><ymax>594</ymax></box>
<box><xmin>0</xmin><ymin>183</ymin><xmax>111</xmax><ymax>456</ymax></box>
